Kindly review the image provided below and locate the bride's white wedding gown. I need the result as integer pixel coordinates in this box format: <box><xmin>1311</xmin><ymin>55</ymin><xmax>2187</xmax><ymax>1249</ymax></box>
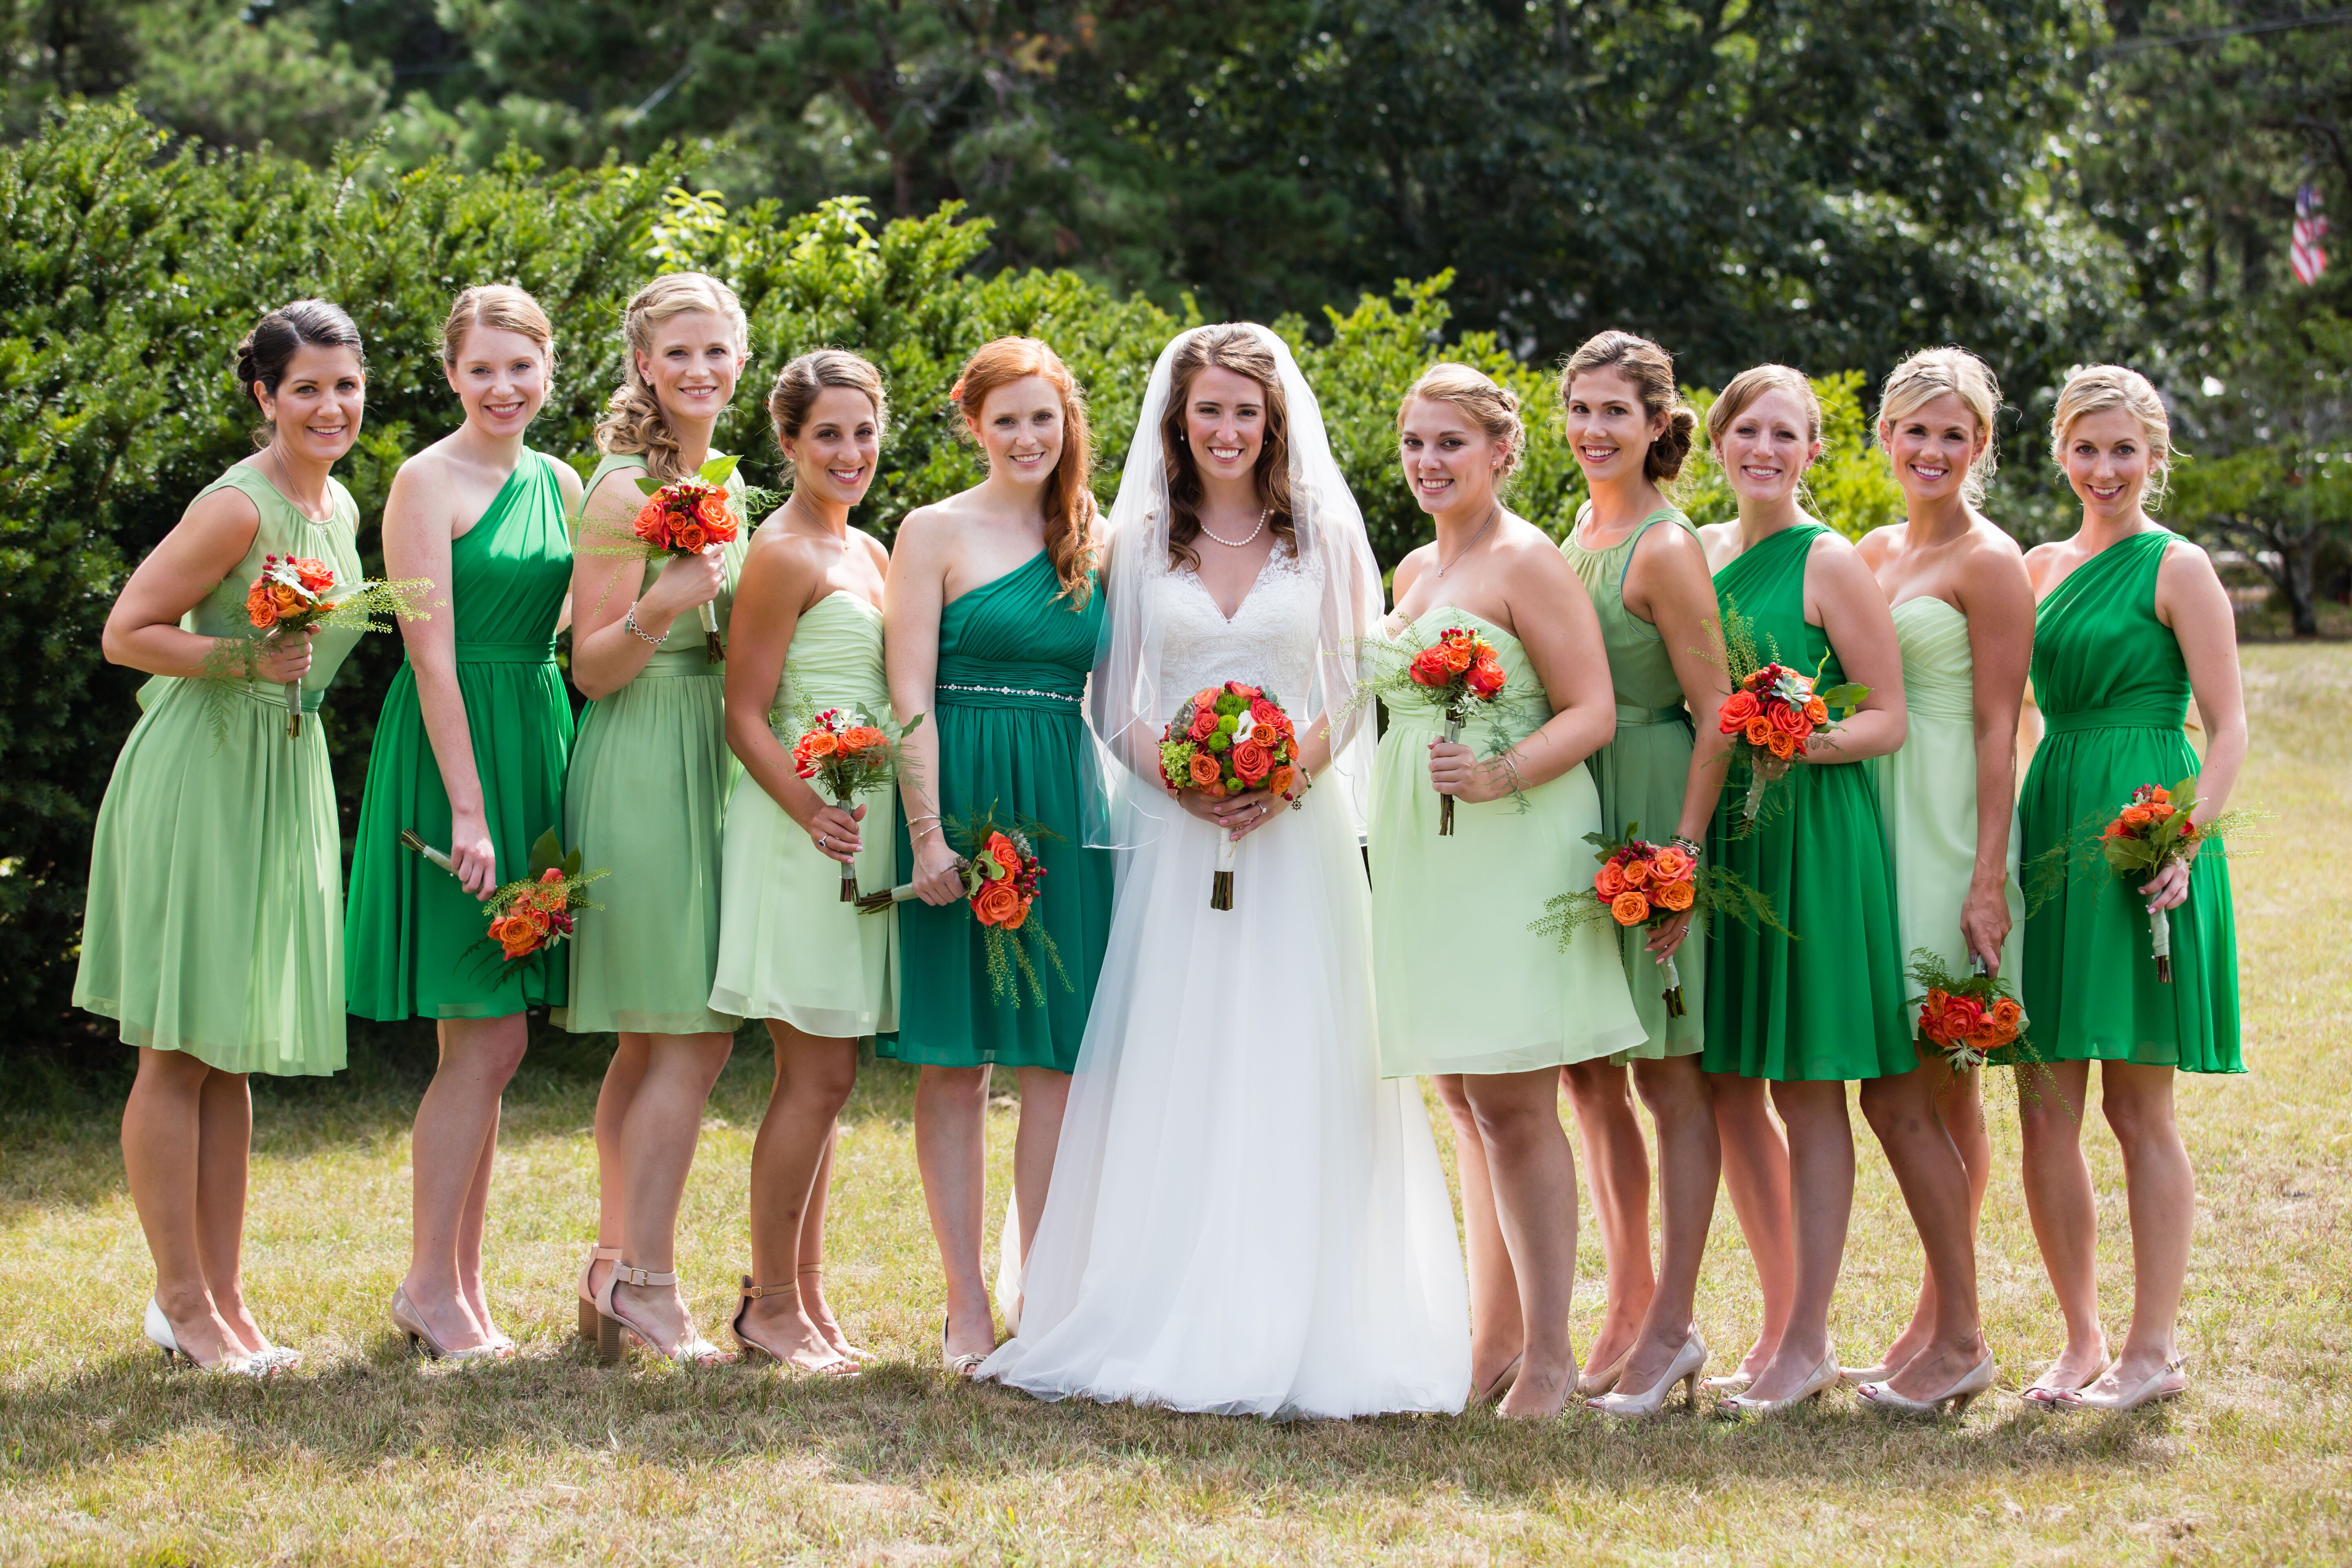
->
<box><xmin>977</xmin><ymin>546</ymin><xmax>1471</xmax><ymax>1417</ymax></box>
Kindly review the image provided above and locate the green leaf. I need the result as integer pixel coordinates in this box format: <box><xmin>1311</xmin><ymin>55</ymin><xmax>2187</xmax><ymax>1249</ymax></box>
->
<box><xmin>699</xmin><ymin>455</ymin><xmax>741</xmax><ymax>486</ymax></box>
<box><xmin>1816</xmin><ymin>682</ymin><xmax>1870</xmax><ymax>714</ymax></box>
<box><xmin>635</xmin><ymin>476</ymin><xmax>662</xmax><ymax>496</ymax></box>
<box><xmin>527</xmin><ymin>828</ymin><xmax>563</xmax><ymax>878</ymax></box>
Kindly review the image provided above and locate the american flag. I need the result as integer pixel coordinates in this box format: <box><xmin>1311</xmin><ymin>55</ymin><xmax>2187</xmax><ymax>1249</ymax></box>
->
<box><xmin>2291</xmin><ymin>184</ymin><xmax>2328</xmax><ymax>285</ymax></box>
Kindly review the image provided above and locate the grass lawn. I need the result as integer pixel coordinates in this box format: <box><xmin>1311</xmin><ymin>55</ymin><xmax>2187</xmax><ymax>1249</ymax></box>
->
<box><xmin>3</xmin><ymin>641</ymin><xmax>2348</xmax><ymax>1566</ymax></box>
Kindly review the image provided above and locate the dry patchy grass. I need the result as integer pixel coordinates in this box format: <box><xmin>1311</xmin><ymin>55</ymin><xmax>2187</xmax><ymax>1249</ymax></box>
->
<box><xmin>3</xmin><ymin>643</ymin><xmax>2349</xmax><ymax>1566</ymax></box>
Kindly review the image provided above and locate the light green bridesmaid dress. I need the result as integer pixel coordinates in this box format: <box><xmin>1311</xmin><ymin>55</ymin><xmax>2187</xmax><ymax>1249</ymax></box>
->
<box><xmin>74</xmin><ymin>465</ymin><xmax>365</xmax><ymax>1074</ymax></box>
<box><xmin>707</xmin><ymin>589</ymin><xmax>898</xmax><ymax>1037</ymax></box>
<box><xmin>1369</xmin><ymin>607</ymin><xmax>1645</xmax><ymax>1078</ymax></box>
<box><xmin>1560</xmin><ymin>503</ymin><xmax>1706</xmax><ymax>1058</ymax></box>
<box><xmin>555</xmin><ymin>453</ymin><xmax>749</xmax><ymax>1036</ymax></box>
<box><xmin>1876</xmin><ymin>596</ymin><xmax>2022</xmax><ymax>1005</ymax></box>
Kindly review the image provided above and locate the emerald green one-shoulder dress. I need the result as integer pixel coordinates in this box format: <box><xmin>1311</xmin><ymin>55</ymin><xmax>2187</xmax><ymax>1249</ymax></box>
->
<box><xmin>1702</xmin><ymin>523</ymin><xmax>1912</xmax><ymax>1081</ymax></box>
<box><xmin>74</xmin><ymin>465</ymin><xmax>366</xmax><ymax>1074</ymax></box>
<box><xmin>345</xmin><ymin>452</ymin><xmax>576</xmax><ymax>1021</ymax></box>
<box><xmin>1561</xmin><ymin>503</ymin><xmax>1706</xmax><ymax>1058</ymax></box>
<box><xmin>880</xmin><ymin>551</ymin><xmax>1112</xmax><ymax>1072</ymax></box>
<box><xmin>555</xmin><ymin>453</ymin><xmax>748</xmax><ymax>1037</ymax></box>
<box><xmin>2018</xmin><ymin>529</ymin><xmax>2240</xmax><ymax>1071</ymax></box>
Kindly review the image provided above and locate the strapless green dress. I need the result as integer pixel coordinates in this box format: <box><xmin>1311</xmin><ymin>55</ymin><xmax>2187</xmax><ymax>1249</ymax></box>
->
<box><xmin>1877</xmin><ymin>597</ymin><xmax>2023</xmax><ymax>1004</ymax></box>
<box><xmin>74</xmin><ymin>466</ymin><xmax>366</xmax><ymax>1074</ymax></box>
<box><xmin>880</xmin><ymin>551</ymin><xmax>1112</xmax><ymax>1071</ymax></box>
<box><xmin>1369</xmin><ymin>606</ymin><xmax>1644</xmax><ymax>1078</ymax></box>
<box><xmin>555</xmin><ymin>453</ymin><xmax>748</xmax><ymax>1037</ymax></box>
<box><xmin>1702</xmin><ymin>523</ymin><xmax>1911</xmax><ymax>1081</ymax></box>
<box><xmin>2019</xmin><ymin>530</ymin><xmax>2240</xmax><ymax>1071</ymax></box>
<box><xmin>708</xmin><ymin>588</ymin><xmax>898</xmax><ymax>1036</ymax></box>
<box><xmin>1561</xmin><ymin>503</ymin><xmax>1706</xmax><ymax>1059</ymax></box>
<box><xmin>345</xmin><ymin>452</ymin><xmax>576</xmax><ymax>1021</ymax></box>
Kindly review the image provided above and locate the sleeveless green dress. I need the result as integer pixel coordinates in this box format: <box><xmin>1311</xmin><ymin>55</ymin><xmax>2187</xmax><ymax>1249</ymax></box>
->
<box><xmin>74</xmin><ymin>466</ymin><xmax>365</xmax><ymax>1074</ymax></box>
<box><xmin>1561</xmin><ymin>503</ymin><xmax>1706</xmax><ymax>1059</ymax></box>
<box><xmin>1702</xmin><ymin>523</ymin><xmax>1911</xmax><ymax>1081</ymax></box>
<box><xmin>708</xmin><ymin>588</ymin><xmax>898</xmax><ymax>1036</ymax></box>
<box><xmin>2019</xmin><ymin>530</ymin><xmax>2240</xmax><ymax>1071</ymax></box>
<box><xmin>345</xmin><ymin>452</ymin><xmax>576</xmax><ymax>1021</ymax></box>
<box><xmin>1877</xmin><ymin>597</ymin><xmax>2023</xmax><ymax>1005</ymax></box>
<box><xmin>879</xmin><ymin>551</ymin><xmax>1111</xmax><ymax>1071</ymax></box>
<box><xmin>553</xmin><ymin>453</ymin><xmax>748</xmax><ymax>1036</ymax></box>
<box><xmin>1369</xmin><ymin>607</ymin><xmax>1645</xmax><ymax>1078</ymax></box>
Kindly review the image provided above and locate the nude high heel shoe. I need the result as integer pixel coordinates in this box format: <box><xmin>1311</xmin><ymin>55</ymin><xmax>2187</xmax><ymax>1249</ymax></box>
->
<box><xmin>145</xmin><ymin>1299</ymin><xmax>266</xmax><ymax>1376</ymax></box>
<box><xmin>1857</xmin><ymin>1352</ymin><xmax>1997</xmax><ymax>1417</ymax></box>
<box><xmin>1717</xmin><ymin>1349</ymin><xmax>1841</xmax><ymax>1417</ymax></box>
<box><xmin>1588</xmin><ymin>1332</ymin><xmax>1707</xmax><ymax>1419</ymax></box>
<box><xmin>1575</xmin><ymin>1343</ymin><xmax>1633</xmax><ymax>1399</ymax></box>
<box><xmin>575</xmin><ymin>1244</ymin><xmax>622</xmax><ymax>1342</ymax></box>
<box><xmin>731</xmin><ymin>1277</ymin><xmax>855</xmax><ymax>1376</ymax></box>
<box><xmin>595</xmin><ymin>1263</ymin><xmax>732</xmax><ymax>1367</ymax></box>
<box><xmin>389</xmin><ymin>1287</ymin><xmax>503</xmax><ymax>1363</ymax></box>
<box><xmin>2057</xmin><ymin>1357</ymin><xmax>2186</xmax><ymax>1412</ymax></box>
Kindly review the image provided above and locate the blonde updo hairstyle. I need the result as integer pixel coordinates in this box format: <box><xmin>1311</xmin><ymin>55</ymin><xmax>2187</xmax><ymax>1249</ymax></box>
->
<box><xmin>950</xmin><ymin>336</ymin><xmax>1098</xmax><ymax>605</ymax></box>
<box><xmin>441</xmin><ymin>283</ymin><xmax>556</xmax><ymax>377</ymax></box>
<box><xmin>2050</xmin><ymin>364</ymin><xmax>2174</xmax><ymax>507</ymax></box>
<box><xmin>1558</xmin><ymin>330</ymin><xmax>1697</xmax><ymax>483</ymax></box>
<box><xmin>768</xmin><ymin>349</ymin><xmax>889</xmax><ymax>474</ymax></box>
<box><xmin>1879</xmin><ymin>347</ymin><xmax>2001</xmax><ymax>506</ymax></box>
<box><xmin>1399</xmin><ymin>361</ymin><xmax>1526</xmax><ymax>484</ymax></box>
<box><xmin>595</xmin><ymin>272</ymin><xmax>749</xmax><ymax>482</ymax></box>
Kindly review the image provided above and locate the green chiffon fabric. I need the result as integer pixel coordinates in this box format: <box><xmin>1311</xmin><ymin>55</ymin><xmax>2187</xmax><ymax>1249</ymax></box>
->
<box><xmin>553</xmin><ymin>453</ymin><xmax>748</xmax><ymax>1036</ymax></box>
<box><xmin>1561</xmin><ymin>503</ymin><xmax>1706</xmax><ymax>1059</ymax></box>
<box><xmin>708</xmin><ymin>589</ymin><xmax>898</xmax><ymax>1036</ymax></box>
<box><xmin>345</xmin><ymin>452</ymin><xmax>576</xmax><ymax>1021</ymax></box>
<box><xmin>2018</xmin><ymin>529</ymin><xmax>2241</xmax><ymax>1071</ymax></box>
<box><xmin>879</xmin><ymin>551</ymin><xmax>1112</xmax><ymax>1071</ymax></box>
<box><xmin>1702</xmin><ymin>523</ymin><xmax>1912</xmax><ymax>1082</ymax></box>
<box><xmin>1369</xmin><ymin>607</ymin><xmax>1644</xmax><ymax>1078</ymax></box>
<box><xmin>1876</xmin><ymin>597</ymin><xmax>2022</xmax><ymax>1007</ymax></box>
<box><xmin>74</xmin><ymin>465</ymin><xmax>366</xmax><ymax>1074</ymax></box>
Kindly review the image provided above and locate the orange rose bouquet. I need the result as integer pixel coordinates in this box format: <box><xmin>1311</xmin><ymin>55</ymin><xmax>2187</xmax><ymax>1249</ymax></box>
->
<box><xmin>623</xmin><ymin>456</ymin><xmax>781</xmax><ymax>662</ymax></box>
<box><xmin>1713</xmin><ymin>605</ymin><xmax>1869</xmax><ymax>834</ymax></box>
<box><xmin>1344</xmin><ymin>621</ymin><xmax>1515</xmax><ymax>836</ymax></box>
<box><xmin>791</xmin><ymin>704</ymin><xmax>922</xmax><ymax>902</ymax></box>
<box><xmin>857</xmin><ymin>809</ymin><xmax>1069</xmax><ymax>1007</ymax></box>
<box><xmin>1533</xmin><ymin>822</ymin><xmax>1785</xmax><ymax>1014</ymax></box>
<box><xmin>1907</xmin><ymin>950</ymin><xmax>2028</xmax><ymax>1071</ymax></box>
<box><xmin>400</xmin><ymin>827</ymin><xmax>607</xmax><ymax>974</ymax></box>
<box><xmin>2094</xmin><ymin>778</ymin><xmax>2263</xmax><ymax>983</ymax></box>
<box><xmin>1157</xmin><ymin>680</ymin><xmax>1302</xmax><ymax>910</ymax></box>
<box><xmin>214</xmin><ymin>553</ymin><xmax>433</xmax><ymax>738</ymax></box>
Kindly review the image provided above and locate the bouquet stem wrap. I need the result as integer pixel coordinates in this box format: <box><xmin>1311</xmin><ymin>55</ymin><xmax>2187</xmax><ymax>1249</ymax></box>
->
<box><xmin>2150</xmin><ymin>904</ymin><xmax>2172</xmax><ymax>984</ymax></box>
<box><xmin>1211</xmin><ymin>832</ymin><xmax>1236</xmax><ymax>911</ymax></box>
<box><xmin>833</xmin><ymin>789</ymin><xmax>859</xmax><ymax>903</ymax></box>
<box><xmin>1660</xmin><ymin>952</ymin><xmax>1686</xmax><ymax>1019</ymax></box>
<box><xmin>698</xmin><ymin>600</ymin><xmax>722</xmax><ymax>665</ymax></box>
<box><xmin>1439</xmin><ymin>716</ymin><xmax>1461</xmax><ymax>837</ymax></box>
<box><xmin>283</xmin><ymin>676</ymin><xmax>304</xmax><ymax>738</ymax></box>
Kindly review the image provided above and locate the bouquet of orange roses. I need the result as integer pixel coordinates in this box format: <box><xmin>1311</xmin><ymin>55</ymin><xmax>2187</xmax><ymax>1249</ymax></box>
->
<box><xmin>1908</xmin><ymin>950</ymin><xmax>2027</xmax><ymax>1071</ymax></box>
<box><xmin>1532</xmin><ymin>823</ymin><xmax>1784</xmax><ymax>1014</ymax></box>
<box><xmin>2096</xmin><ymin>778</ymin><xmax>2265</xmax><ymax>983</ymax></box>
<box><xmin>792</xmin><ymin>704</ymin><xmax>921</xmax><ymax>902</ymax></box>
<box><xmin>857</xmin><ymin>811</ymin><xmax>1069</xmax><ymax>1006</ymax></box>
<box><xmin>1410</xmin><ymin>627</ymin><xmax>1508</xmax><ymax>835</ymax></box>
<box><xmin>222</xmin><ymin>553</ymin><xmax>433</xmax><ymax>737</ymax></box>
<box><xmin>627</xmin><ymin>456</ymin><xmax>782</xmax><ymax>662</ymax></box>
<box><xmin>401</xmin><ymin>827</ymin><xmax>606</xmax><ymax>971</ymax></box>
<box><xmin>1157</xmin><ymin>680</ymin><xmax>1302</xmax><ymax>910</ymax></box>
<box><xmin>1713</xmin><ymin>606</ymin><xmax>1868</xmax><ymax>833</ymax></box>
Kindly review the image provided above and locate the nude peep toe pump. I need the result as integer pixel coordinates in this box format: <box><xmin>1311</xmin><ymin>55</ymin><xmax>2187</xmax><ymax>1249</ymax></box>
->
<box><xmin>1588</xmin><ymin>1332</ymin><xmax>1708</xmax><ymax>1419</ymax></box>
<box><xmin>1857</xmin><ymin>1352</ymin><xmax>1997</xmax><ymax>1417</ymax></box>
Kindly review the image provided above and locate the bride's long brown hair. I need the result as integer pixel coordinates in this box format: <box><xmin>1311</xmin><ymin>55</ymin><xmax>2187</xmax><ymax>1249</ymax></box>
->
<box><xmin>1160</xmin><ymin>325</ymin><xmax>1297</xmax><ymax>572</ymax></box>
<box><xmin>950</xmin><ymin>336</ymin><xmax>1098</xmax><ymax>605</ymax></box>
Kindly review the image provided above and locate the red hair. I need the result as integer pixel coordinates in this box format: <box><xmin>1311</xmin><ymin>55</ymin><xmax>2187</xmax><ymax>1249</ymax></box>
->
<box><xmin>950</xmin><ymin>336</ymin><xmax>1097</xmax><ymax>605</ymax></box>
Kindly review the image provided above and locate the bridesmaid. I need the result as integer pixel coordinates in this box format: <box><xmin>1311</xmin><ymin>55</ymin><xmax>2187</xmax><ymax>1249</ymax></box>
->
<box><xmin>1372</xmin><ymin>363</ymin><xmax>1644</xmax><ymax>1418</ymax></box>
<box><xmin>882</xmin><ymin>336</ymin><xmax>1114</xmax><ymax>1372</ymax></box>
<box><xmin>2015</xmin><ymin>365</ymin><xmax>2245</xmax><ymax>1411</ymax></box>
<box><xmin>77</xmin><ymin>301</ymin><xmax>370</xmax><ymax>1373</ymax></box>
<box><xmin>1697</xmin><ymin>367</ymin><xmax>1926</xmax><ymax>1417</ymax></box>
<box><xmin>1849</xmin><ymin>347</ymin><xmax>2031</xmax><ymax>1410</ymax></box>
<box><xmin>1551</xmin><ymin>332</ymin><xmax>1736</xmax><ymax>1417</ymax></box>
<box><xmin>709</xmin><ymin>350</ymin><xmax>895</xmax><ymax>1374</ymax></box>
<box><xmin>346</xmin><ymin>285</ymin><xmax>579</xmax><ymax>1360</ymax></box>
<box><xmin>558</xmin><ymin>272</ymin><xmax>748</xmax><ymax>1365</ymax></box>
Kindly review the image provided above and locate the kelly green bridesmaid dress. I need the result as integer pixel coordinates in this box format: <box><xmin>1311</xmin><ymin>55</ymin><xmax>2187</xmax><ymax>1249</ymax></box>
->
<box><xmin>2019</xmin><ymin>529</ymin><xmax>2240</xmax><ymax>1071</ymax></box>
<box><xmin>554</xmin><ymin>453</ymin><xmax>748</xmax><ymax>1037</ymax></box>
<box><xmin>74</xmin><ymin>465</ymin><xmax>365</xmax><ymax>1074</ymax></box>
<box><xmin>1876</xmin><ymin>596</ymin><xmax>2022</xmax><ymax>1001</ymax></box>
<box><xmin>708</xmin><ymin>588</ymin><xmax>897</xmax><ymax>1036</ymax></box>
<box><xmin>879</xmin><ymin>551</ymin><xmax>1112</xmax><ymax>1071</ymax></box>
<box><xmin>1369</xmin><ymin>607</ymin><xmax>1644</xmax><ymax>1078</ymax></box>
<box><xmin>1702</xmin><ymin>522</ymin><xmax>1912</xmax><ymax>1081</ymax></box>
<box><xmin>344</xmin><ymin>452</ymin><xmax>575</xmax><ymax>1021</ymax></box>
<box><xmin>1561</xmin><ymin>503</ymin><xmax>1706</xmax><ymax>1058</ymax></box>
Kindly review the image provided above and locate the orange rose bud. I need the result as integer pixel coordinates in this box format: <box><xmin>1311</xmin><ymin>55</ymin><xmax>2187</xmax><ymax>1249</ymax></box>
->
<box><xmin>672</xmin><ymin>520</ymin><xmax>708</xmax><ymax>553</ymax></box>
<box><xmin>1719</xmin><ymin>690</ymin><xmax>1760</xmax><ymax>732</ymax></box>
<box><xmin>1595</xmin><ymin>861</ymin><xmax>1628</xmax><ymax>899</ymax></box>
<box><xmin>803</xmin><ymin>730</ymin><xmax>839</xmax><ymax>758</ymax></box>
<box><xmin>1441</xmin><ymin>638</ymin><xmax>1476</xmax><ymax>674</ymax></box>
<box><xmin>1745</xmin><ymin>716</ymin><xmax>1775</xmax><ymax>746</ymax></box>
<box><xmin>1187</xmin><ymin>751</ymin><xmax>1223</xmax><ymax>789</ymax></box>
<box><xmin>693</xmin><ymin>492</ymin><xmax>733</xmax><ymax>532</ymax></box>
<box><xmin>842</xmin><ymin>725</ymin><xmax>886</xmax><ymax>753</ymax></box>
<box><xmin>1767</xmin><ymin>729</ymin><xmax>1799</xmax><ymax>760</ymax></box>
<box><xmin>972</xmin><ymin>881</ymin><xmax>1022</xmax><ymax>928</ymax></box>
<box><xmin>1268</xmin><ymin>765</ymin><xmax>1295</xmax><ymax>797</ymax></box>
<box><xmin>1650</xmin><ymin>846</ymin><xmax>1693</xmax><ymax>882</ymax></box>
<box><xmin>1610</xmin><ymin>890</ymin><xmax>1651</xmax><ymax>925</ymax></box>
<box><xmin>246</xmin><ymin>581</ymin><xmax>281</xmax><ymax>629</ymax></box>
<box><xmin>1000</xmin><ymin>896</ymin><xmax>1030</xmax><ymax>932</ymax></box>
<box><xmin>1656</xmin><ymin>878</ymin><xmax>1696</xmax><ymax>911</ymax></box>
<box><xmin>1770</xmin><ymin>704</ymin><xmax>1809</xmax><ymax>737</ymax></box>
<box><xmin>1804</xmin><ymin>696</ymin><xmax>1829</xmax><ymax>724</ymax></box>
<box><xmin>1621</xmin><ymin>857</ymin><xmax>1653</xmax><ymax>888</ymax></box>
<box><xmin>1232</xmin><ymin>740</ymin><xmax>1272</xmax><ymax>784</ymax></box>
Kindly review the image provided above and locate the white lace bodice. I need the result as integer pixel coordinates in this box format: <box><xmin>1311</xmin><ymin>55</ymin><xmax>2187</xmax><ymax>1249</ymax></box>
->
<box><xmin>1149</xmin><ymin>546</ymin><xmax>1325</xmax><ymax>720</ymax></box>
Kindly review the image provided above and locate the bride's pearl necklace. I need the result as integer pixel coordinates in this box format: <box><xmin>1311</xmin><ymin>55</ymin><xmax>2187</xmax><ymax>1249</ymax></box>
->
<box><xmin>1198</xmin><ymin>507</ymin><xmax>1271</xmax><ymax>549</ymax></box>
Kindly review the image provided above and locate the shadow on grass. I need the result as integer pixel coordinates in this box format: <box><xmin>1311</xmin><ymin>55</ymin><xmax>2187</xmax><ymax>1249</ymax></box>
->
<box><xmin>0</xmin><ymin>1341</ymin><xmax>2188</xmax><ymax>1499</ymax></box>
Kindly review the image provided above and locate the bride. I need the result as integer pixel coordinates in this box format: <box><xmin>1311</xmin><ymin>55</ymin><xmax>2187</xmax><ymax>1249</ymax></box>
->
<box><xmin>976</xmin><ymin>323</ymin><xmax>1471</xmax><ymax>1416</ymax></box>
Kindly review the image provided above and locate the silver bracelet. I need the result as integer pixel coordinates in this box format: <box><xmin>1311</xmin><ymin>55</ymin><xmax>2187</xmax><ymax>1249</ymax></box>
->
<box><xmin>623</xmin><ymin>604</ymin><xmax>668</xmax><ymax>648</ymax></box>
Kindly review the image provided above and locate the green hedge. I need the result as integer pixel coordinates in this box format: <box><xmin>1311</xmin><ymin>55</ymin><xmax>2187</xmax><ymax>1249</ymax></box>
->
<box><xmin>0</xmin><ymin>100</ymin><xmax>1891</xmax><ymax>1048</ymax></box>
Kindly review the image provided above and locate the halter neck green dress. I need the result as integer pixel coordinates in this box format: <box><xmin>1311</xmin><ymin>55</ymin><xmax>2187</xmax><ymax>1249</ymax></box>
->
<box><xmin>554</xmin><ymin>453</ymin><xmax>748</xmax><ymax>1037</ymax></box>
<box><xmin>710</xmin><ymin>587</ymin><xmax>898</xmax><ymax>1036</ymax></box>
<box><xmin>345</xmin><ymin>451</ymin><xmax>576</xmax><ymax>1021</ymax></box>
<box><xmin>880</xmin><ymin>551</ymin><xmax>1111</xmax><ymax>1071</ymax></box>
<box><xmin>1561</xmin><ymin>503</ymin><xmax>1706</xmax><ymax>1059</ymax></box>
<box><xmin>2018</xmin><ymin>530</ymin><xmax>2240</xmax><ymax>1071</ymax></box>
<box><xmin>74</xmin><ymin>465</ymin><xmax>365</xmax><ymax>1074</ymax></box>
<box><xmin>1369</xmin><ymin>606</ymin><xmax>1644</xmax><ymax>1078</ymax></box>
<box><xmin>1702</xmin><ymin>523</ymin><xmax>1911</xmax><ymax>1081</ymax></box>
<box><xmin>1878</xmin><ymin>596</ymin><xmax>2022</xmax><ymax>1004</ymax></box>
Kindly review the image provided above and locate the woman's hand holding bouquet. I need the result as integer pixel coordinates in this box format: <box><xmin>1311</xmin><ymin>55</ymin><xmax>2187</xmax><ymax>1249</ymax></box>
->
<box><xmin>791</xmin><ymin>706</ymin><xmax>918</xmax><ymax>902</ymax></box>
<box><xmin>1157</xmin><ymin>680</ymin><xmax>1303</xmax><ymax>910</ymax></box>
